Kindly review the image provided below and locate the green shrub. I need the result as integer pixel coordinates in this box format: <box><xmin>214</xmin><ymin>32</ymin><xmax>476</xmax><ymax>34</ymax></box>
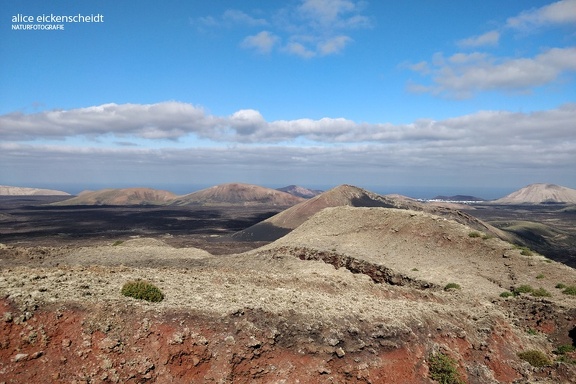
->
<box><xmin>520</xmin><ymin>247</ymin><xmax>533</xmax><ymax>256</ymax></box>
<box><xmin>562</xmin><ymin>286</ymin><xmax>576</xmax><ymax>296</ymax></box>
<box><xmin>468</xmin><ymin>231</ymin><xmax>481</xmax><ymax>238</ymax></box>
<box><xmin>555</xmin><ymin>283</ymin><xmax>567</xmax><ymax>289</ymax></box>
<box><xmin>555</xmin><ymin>344</ymin><xmax>576</xmax><ymax>355</ymax></box>
<box><xmin>112</xmin><ymin>240</ymin><xmax>124</xmax><ymax>246</ymax></box>
<box><xmin>536</xmin><ymin>274</ymin><xmax>545</xmax><ymax>279</ymax></box>
<box><xmin>517</xmin><ymin>350</ymin><xmax>551</xmax><ymax>367</ymax></box>
<box><xmin>444</xmin><ymin>283</ymin><xmax>461</xmax><ymax>291</ymax></box>
<box><xmin>513</xmin><ymin>285</ymin><xmax>534</xmax><ymax>296</ymax></box>
<box><xmin>121</xmin><ymin>280</ymin><xmax>164</xmax><ymax>302</ymax></box>
<box><xmin>531</xmin><ymin>287</ymin><xmax>552</xmax><ymax>297</ymax></box>
<box><xmin>500</xmin><ymin>291</ymin><xmax>513</xmax><ymax>298</ymax></box>
<box><xmin>428</xmin><ymin>353</ymin><xmax>465</xmax><ymax>384</ymax></box>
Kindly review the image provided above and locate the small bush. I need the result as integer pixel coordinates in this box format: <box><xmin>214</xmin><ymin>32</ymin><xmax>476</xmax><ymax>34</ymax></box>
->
<box><xmin>520</xmin><ymin>248</ymin><xmax>533</xmax><ymax>256</ymax></box>
<box><xmin>555</xmin><ymin>283</ymin><xmax>567</xmax><ymax>289</ymax></box>
<box><xmin>500</xmin><ymin>291</ymin><xmax>513</xmax><ymax>298</ymax></box>
<box><xmin>531</xmin><ymin>287</ymin><xmax>551</xmax><ymax>297</ymax></box>
<box><xmin>513</xmin><ymin>285</ymin><xmax>534</xmax><ymax>296</ymax></box>
<box><xmin>428</xmin><ymin>353</ymin><xmax>465</xmax><ymax>384</ymax></box>
<box><xmin>536</xmin><ymin>274</ymin><xmax>545</xmax><ymax>279</ymax></box>
<box><xmin>468</xmin><ymin>231</ymin><xmax>481</xmax><ymax>238</ymax></box>
<box><xmin>517</xmin><ymin>350</ymin><xmax>551</xmax><ymax>367</ymax></box>
<box><xmin>112</xmin><ymin>240</ymin><xmax>124</xmax><ymax>246</ymax></box>
<box><xmin>121</xmin><ymin>280</ymin><xmax>164</xmax><ymax>302</ymax></box>
<box><xmin>444</xmin><ymin>283</ymin><xmax>461</xmax><ymax>291</ymax></box>
<box><xmin>562</xmin><ymin>286</ymin><xmax>576</xmax><ymax>296</ymax></box>
<box><xmin>555</xmin><ymin>344</ymin><xmax>576</xmax><ymax>355</ymax></box>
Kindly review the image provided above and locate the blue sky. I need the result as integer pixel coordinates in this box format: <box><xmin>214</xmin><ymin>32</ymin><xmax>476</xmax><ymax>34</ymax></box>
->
<box><xmin>1</xmin><ymin>0</ymin><xmax>575</xmax><ymax>197</ymax></box>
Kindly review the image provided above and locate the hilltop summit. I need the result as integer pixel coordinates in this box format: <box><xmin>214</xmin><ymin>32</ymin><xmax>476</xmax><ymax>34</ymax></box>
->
<box><xmin>494</xmin><ymin>183</ymin><xmax>576</xmax><ymax>204</ymax></box>
<box><xmin>232</xmin><ymin>185</ymin><xmax>400</xmax><ymax>240</ymax></box>
<box><xmin>170</xmin><ymin>183</ymin><xmax>305</xmax><ymax>207</ymax></box>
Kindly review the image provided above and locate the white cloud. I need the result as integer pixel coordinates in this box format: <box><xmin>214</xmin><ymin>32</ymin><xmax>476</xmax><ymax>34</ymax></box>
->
<box><xmin>222</xmin><ymin>9</ymin><xmax>269</xmax><ymax>27</ymax></box>
<box><xmin>317</xmin><ymin>35</ymin><xmax>352</xmax><ymax>55</ymax></box>
<box><xmin>284</xmin><ymin>41</ymin><xmax>316</xmax><ymax>58</ymax></box>
<box><xmin>408</xmin><ymin>47</ymin><xmax>576</xmax><ymax>98</ymax></box>
<box><xmin>297</xmin><ymin>0</ymin><xmax>369</xmax><ymax>29</ymax></box>
<box><xmin>457</xmin><ymin>31</ymin><xmax>500</xmax><ymax>48</ymax></box>
<box><xmin>506</xmin><ymin>0</ymin><xmax>576</xmax><ymax>29</ymax></box>
<box><xmin>241</xmin><ymin>31</ymin><xmax>279</xmax><ymax>54</ymax></box>
<box><xmin>196</xmin><ymin>1</ymin><xmax>371</xmax><ymax>58</ymax></box>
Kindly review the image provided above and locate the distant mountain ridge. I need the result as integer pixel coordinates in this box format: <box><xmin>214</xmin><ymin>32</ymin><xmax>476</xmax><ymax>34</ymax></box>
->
<box><xmin>170</xmin><ymin>183</ymin><xmax>305</xmax><ymax>207</ymax></box>
<box><xmin>53</xmin><ymin>183</ymin><xmax>306</xmax><ymax>207</ymax></box>
<box><xmin>493</xmin><ymin>183</ymin><xmax>576</xmax><ymax>204</ymax></box>
<box><xmin>0</xmin><ymin>185</ymin><xmax>70</xmax><ymax>196</ymax></box>
<box><xmin>276</xmin><ymin>185</ymin><xmax>323</xmax><ymax>198</ymax></box>
<box><xmin>51</xmin><ymin>188</ymin><xmax>177</xmax><ymax>205</ymax></box>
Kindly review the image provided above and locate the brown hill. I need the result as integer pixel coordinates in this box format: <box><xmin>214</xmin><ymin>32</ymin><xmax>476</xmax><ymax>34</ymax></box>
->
<box><xmin>170</xmin><ymin>183</ymin><xmax>305</xmax><ymax>207</ymax></box>
<box><xmin>494</xmin><ymin>183</ymin><xmax>576</xmax><ymax>204</ymax></box>
<box><xmin>52</xmin><ymin>188</ymin><xmax>177</xmax><ymax>205</ymax></box>
<box><xmin>233</xmin><ymin>185</ymin><xmax>512</xmax><ymax>242</ymax></box>
<box><xmin>0</xmin><ymin>185</ymin><xmax>70</xmax><ymax>196</ymax></box>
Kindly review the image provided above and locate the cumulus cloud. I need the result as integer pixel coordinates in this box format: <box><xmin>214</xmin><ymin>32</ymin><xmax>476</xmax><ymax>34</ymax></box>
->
<box><xmin>0</xmin><ymin>102</ymin><xmax>221</xmax><ymax>141</ymax></box>
<box><xmin>408</xmin><ymin>47</ymin><xmax>576</xmax><ymax>98</ymax></box>
<box><xmin>506</xmin><ymin>0</ymin><xmax>576</xmax><ymax>29</ymax></box>
<box><xmin>241</xmin><ymin>31</ymin><xmax>279</xmax><ymax>54</ymax></box>
<box><xmin>457</xmin><ymin>31</ymin><xmax>500</xmax><ymax>48</ymax></box>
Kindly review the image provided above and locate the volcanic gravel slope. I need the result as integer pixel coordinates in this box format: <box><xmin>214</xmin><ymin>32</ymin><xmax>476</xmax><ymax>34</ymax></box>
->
<box><xmin>1</xmin><ymin>207</ymin><xmax>576</xmax><ymax>383</ymax></box>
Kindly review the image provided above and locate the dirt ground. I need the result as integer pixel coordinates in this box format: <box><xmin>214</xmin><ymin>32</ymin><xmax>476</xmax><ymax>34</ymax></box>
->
<box><xmin>1</xmin><ymin>199</ymin><xmax>576</xmax><ymax>383</ymax></box>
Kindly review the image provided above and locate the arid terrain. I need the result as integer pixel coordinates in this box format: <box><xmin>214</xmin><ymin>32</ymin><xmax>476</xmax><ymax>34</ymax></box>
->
<box><xmin>1</xmin><ymin>186</ymin><xmax>576</xmax><ymax>383</ymax></box>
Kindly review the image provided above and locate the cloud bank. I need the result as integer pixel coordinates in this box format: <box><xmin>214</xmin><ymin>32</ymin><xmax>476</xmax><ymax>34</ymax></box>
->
<box><xmin>1</xmin><ymin>102</ymin><xmax>574</xmax><ymax>189</ymax></box>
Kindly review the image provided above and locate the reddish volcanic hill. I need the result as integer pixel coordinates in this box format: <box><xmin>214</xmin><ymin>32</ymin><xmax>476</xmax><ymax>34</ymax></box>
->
<box><xmin>494</xmin><ymin>183</ymin><xmax>576</xmax><ymax>204</ymax></box>
<box><xmin>170</xmin><ymin>183</ymin><xmax>305</xmax><ymax>207</ymax></box>
<box><xmin>52</xmin><ymin>188</ymin><xmax>177</xmax><ymax>205</ymax></box>
<box><xmin>233</xmin><ymin>185</ymin><xmax>398</xmax><ymax>240</ymax></box>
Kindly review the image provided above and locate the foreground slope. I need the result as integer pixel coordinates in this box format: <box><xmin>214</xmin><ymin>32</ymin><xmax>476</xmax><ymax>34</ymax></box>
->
<box><xmin>170</xmin><ymin>183</ymin><xmax>305</xmax><ymax>207</ymax></box>
<box><xmin>494</xmin><ymin>183</ymin><xmax>576</xmax><ymax>204</ymax></box>
<box><xmin>1</xmin><ymin>208</ymin><xmax>575</xmax><ymax>382</ymax></box>
<box><xmin>52</xmin><ymin>188</ymin><xmax>177</xmax><ymax>205</ymax></box>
